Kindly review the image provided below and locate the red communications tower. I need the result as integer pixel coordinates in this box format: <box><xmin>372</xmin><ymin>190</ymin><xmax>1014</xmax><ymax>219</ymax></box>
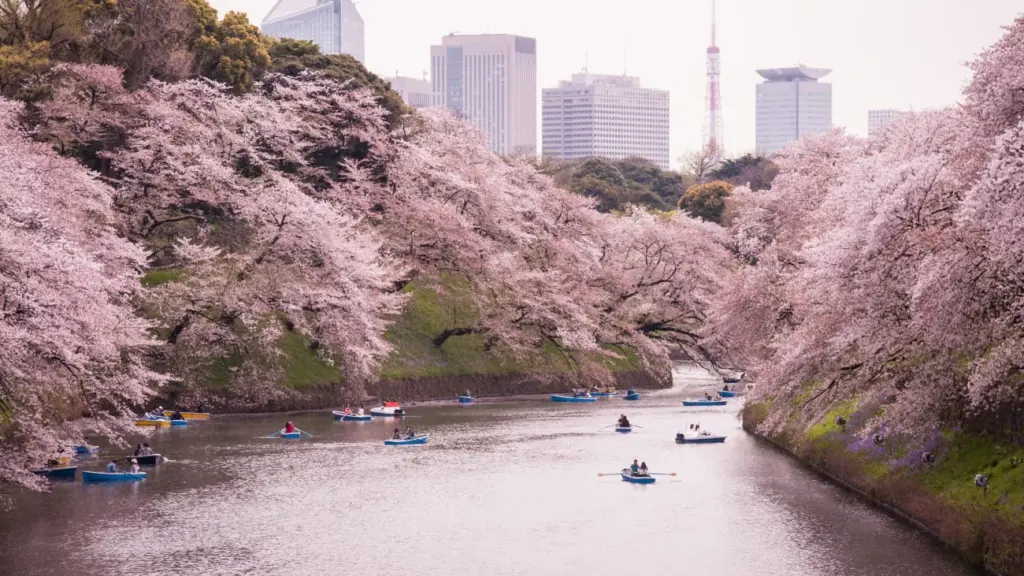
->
<box><xmin>704</xmin><ymin>0</ymin><xmax>724</xmax><ymax>161</ymax></box>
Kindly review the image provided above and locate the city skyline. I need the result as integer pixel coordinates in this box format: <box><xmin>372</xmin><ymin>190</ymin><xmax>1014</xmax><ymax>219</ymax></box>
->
<box><xmin>213</xmin><ymin>0</ymin><xmax>1021</xmax><ymax>163</ymax></box>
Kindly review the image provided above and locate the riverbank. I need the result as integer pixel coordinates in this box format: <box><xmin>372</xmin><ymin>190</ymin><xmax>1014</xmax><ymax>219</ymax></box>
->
<box><xmin>742</xmin><ymin>402</ymin><xmax>1024</xmax><ymax>576</ymax></box>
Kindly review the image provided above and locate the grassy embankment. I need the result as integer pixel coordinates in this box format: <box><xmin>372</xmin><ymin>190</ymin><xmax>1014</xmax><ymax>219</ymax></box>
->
<box><xmin>143</xmin><ymin>269</ymin><xmax>655</xmax><ymax>400</ymax></box>
<box><xmin>742</xmin><ymin>387</ymin><xmax>1024</xmax><ymax>575</ymax></box>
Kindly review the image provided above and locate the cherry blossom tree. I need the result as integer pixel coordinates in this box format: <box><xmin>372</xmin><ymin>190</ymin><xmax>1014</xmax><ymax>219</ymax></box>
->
<box><xmin>0</xmin><ymin>100</ymin><xmax>161</xmax><ymax>489</ymax></box>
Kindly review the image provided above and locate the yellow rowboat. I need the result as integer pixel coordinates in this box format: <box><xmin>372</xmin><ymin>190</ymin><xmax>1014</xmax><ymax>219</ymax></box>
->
<box><xmin>135</xmin><ymin>419</ymin><xmax>170</xmax><ymax>428</ymax></box>
<box><xmin>163</xmin><ymin>411</ymin><xmax>210</xmax><ymax>420</ymax></box>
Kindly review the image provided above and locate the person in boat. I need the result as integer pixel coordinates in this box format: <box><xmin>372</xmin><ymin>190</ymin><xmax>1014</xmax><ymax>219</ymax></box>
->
<box><xmin>695</xmin><ymin>423</ymin><xmax>700</xmax><ymax>432</ymax></box>
<box><xmin>723</xmin><ymin>384</ymin><xmax>730</xmax><ymax>392</ymax></box>
<box><xmin>617</xmin><ymin>414</ymin><xmax>631</xmax><ymax>428</ymax></box>
<box><xmin>283</xmin><ymin>421</ymin><xmax>296</xmax><ymax>434</ymax></box>
<box><xmin>133</xmin><ymin>443</ymin><xmax>144</xmax><ymax>457</ymax></box>
<box><xmin>630</xmin><ymin>459</ymin><xmax>640</xmax><ymax>475</ymax></box>
<box><xmin>392</xmin><ymin>428</ymin><xmax>402</xmax><ymax>440</ymax></box>
<box><xmin>105</xmin><ymin>460</ymin><xmax>119</xmax><ymax>473</ymax></box>
<box><xmin>639</xmin><ymin>462</ymin><xmax>649</xmax><ymax>476</ymax></box>
<box><xmin>129</xmin><ymin>458</ymin><xmax>140</xmax><ymax>474</ymax></box>
<box><xmin>356</xmin><ymin>406</ymin><xmax>365</xmax><ymax>416</ymax></box>
<box><xmin>705</xmin><ymin>393</ymin><xmax>713</xmax><ymax>401</ymax></box>
<box><xmin>464</xmin><ymin>389</ymin><xmax>471</xmax><ymax>398</ymax></box>
<box><xmin>343</xmin><ymin>406</ymin><xmax>352</xmax><ymax>415</ymax></box>
<box><xmin>170</xmin><ymin>410</ymin><xmax>185</xmax><ymax>421</ymax></box>
<box><xmin>140</xmin><ymin>443</ymin><xmax>154</xmax><ymax>456</ymax></box>
<box><xmin>627</xmin><ymin>387</ymin><xmax>635</xmax><ymax>395</ymax></box>
<box><xmin>404</xmin><ymin>427</ymin><xmax>416</xmax><ymax>439</ymax></box>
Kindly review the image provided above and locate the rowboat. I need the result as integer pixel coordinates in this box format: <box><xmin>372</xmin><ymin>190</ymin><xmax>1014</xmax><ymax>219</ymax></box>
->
<box><xmin>133</xmin><ymin>454</ymin><xmax>162</xmax><ymax>466</ymax></box>
<box><xmin>615</xmin><ymin>426</ymin><xmax>632</xmax><ymax>433</ymax></box>
<box><xmin>280</xmin><ymin>431</ymin><xmax>301</xmax><ymax>439</ymax></box>
<box><xmin>675</xmin><ymin>433</ymin><xmax>727</xmax><ymax>444</ymax></box>
<box><xmin>719</xmin><ymin>390</ymin><xmax>738</xmax><ymax>398</ymax></box>
<box><xmin>623</xmin><ymin>392</ymin><xmax>640</xmax><ymax>401</ymax></box>
<box><xmin>384</xmin><ymin>434</ymin><xmax>429</xmax><ymax>446</ymax></box>
<box><xmin>458</xmin><ymin>396</ymin><xmax>474</xmax><ymax>403</ymax></box>
<box><xmin>682</xmin><ymin>399</ymin><xmax>727</xmax><ymax>407</ymax></box>
<box><xmin>620</xmin><ymin>469</ymin><xmax>655</xmax><ymax>484</ymax></box>
<box><xmin>83</xmin><ymin>471</ymin><xmax>146</xmax><ymax>483</ymax></box>
<box><xmin>590</xmin><ymin>392</ymin><xmax>617</xmax><ymax>398</ymax></box>
<box><xmin>162</xmin><ymin>411</ymin><xmax>210</xmax><ymax>420</ymax></box>
<box><xmin>722</xmin><ymin>372</ymin><xmax>744</xmax><ymax>383</ymax></box>
<box><xmin>74</xmin><ymin>445</ymin><xmax>99</xmax><ymax>455</ymax></box>
<box><xmin>333</xmin><ymin>411</ymin><xmax>372</xmax><ymax>421</ymax></box>
<box><xmin>135</xmin><ymin>419</ymin><xmax>170</xmax><ymax>428</ymax></box>
<box><xmin>32</xmin><ymin>466</ymin><xmax>78</xmax><ymax>480</ymax></box>
<box><xmin>170</xmin><ymin>419</ymin><xmax>189</xmax><ymax>427</ymax></box>
<box><xmin>370</xmin><ymin>406</ymin><xmax>406</xmax><ymax>417</ymax></box>
<box><xmin>551</xmin><ymin>395</ymin><xmax>597</xmax><ymax>403</ymax></box>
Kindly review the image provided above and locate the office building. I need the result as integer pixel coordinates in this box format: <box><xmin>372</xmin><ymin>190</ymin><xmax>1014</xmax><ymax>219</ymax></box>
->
<box><xmin>431</xmin><ymin>34</ymin><xmax>537</xmax><ymax>156</ymax></box>
<box><xmin>868</xmin><ymin>109</ymin><xmax>908</xmax><ymax>136</ymax></box>
<box><xmin>388</xmin><ymin>76</ymin><xmax>432</xmax><ymax>108</ymax></box>
<box><xmin>262</xmin><ymin>0</ymin><xmax>365</xmax><ymax>63</ymax></box>
<box><xmin>755</xmin><ymin>66</ymin><xmax>832</xmax><ymax>156</ymax></box>
<box><xmin>542</xmin><ymin>73</ymin><xmax>670</xmax><ymax>170</ymax></box>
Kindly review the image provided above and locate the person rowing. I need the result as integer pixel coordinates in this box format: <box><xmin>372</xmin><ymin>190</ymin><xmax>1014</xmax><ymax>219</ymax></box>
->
<box><xmin>170</xmin><ymin>410</ymin><xmax>185</xmax><ymax>421</ymax></box>
<box><xmin>140</xmin><ymin>443</ymin><xmax>154</xmax><ymax>456</ymax></box>
<box><xmin>344</xmin><ymin>406</ymin><xmax>352</xmax><ymax>415</ymax></box>
<box><xmin>617</xmin><ymin>414</ymin><xmax>631</xmax><ymax>428</ymax></box>
<box><xmin>282</xmin><ymin>421</ymin><xmax>296</xmax><ymax>435</ymax></box>
<box><xmin>404</xmin><ymin>427</ymin><xmax>416</xmax><ymax>439</ymax></box>
<box><xmin>105</xmin><ymin>460</ymin><xmax>119</xmax><ymax>473</ymax></box>
<box><xmin>630</xmin><ymin>459</ymin><xmax>640</xmax><ymax>475</ymax></box>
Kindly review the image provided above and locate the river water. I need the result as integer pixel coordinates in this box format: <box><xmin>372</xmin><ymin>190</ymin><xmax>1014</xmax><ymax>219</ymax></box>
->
<box><xmin>0</xmin><ymin>366</ymin><xmax>978</xmax><ymax>576</ymax></box>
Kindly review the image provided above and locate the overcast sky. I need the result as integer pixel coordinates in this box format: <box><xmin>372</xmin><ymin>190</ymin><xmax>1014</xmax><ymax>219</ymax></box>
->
<box><xmin>211</xmin><ymin>0</ymin><xmax>1021</xmax><ymax>163</ymax></box>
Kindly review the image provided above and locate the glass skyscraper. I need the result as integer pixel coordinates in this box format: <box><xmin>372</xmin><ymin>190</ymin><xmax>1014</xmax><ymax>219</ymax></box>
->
<box><xmin>262</xmin><ymin>0</ymin><xmax>365</xmax><ymax>63</ymax></box>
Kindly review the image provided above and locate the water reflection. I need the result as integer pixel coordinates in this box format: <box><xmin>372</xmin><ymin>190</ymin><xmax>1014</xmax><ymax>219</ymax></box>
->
<box><xmin>0</xmin><ymin>367</ymin><xmax>978</xmax><ymax>576</ymax></box>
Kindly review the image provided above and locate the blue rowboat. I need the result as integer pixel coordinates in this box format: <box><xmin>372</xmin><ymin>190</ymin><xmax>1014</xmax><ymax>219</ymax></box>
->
<box><xmin>719</xmin><ymin>390</ymin><xmax>737</xmax><ymax>398</ymax></box>
<box><xmin>82</xmin><ymin>471</ymin><xmax>146</xmax><ymax>483</ymax></box>
<box><xmin>615</xmin><ymin>426</ymin><xmax>632</xmax><ymax>433</ymax></box>
<box><xmin>682</xmin><ymin>399</ymin><xmax>727</xmax><ymax>407</ymax></box>
<box><xmin>551</xmin><ymin>395</ymin><xmax>597</xmax><ymax>403</ymax></box>
<box><xmin>620</xmin><ymin>469</ymin><xmax>655</xmax><ymax>484</ymax></box>
<box><xmin>384</xmin><ymin>434</ymin><xmax>429</xmax><ymax>446</ymax></box>
<box><xmin>458</xmin><ymin>396</ymin><xmax>474</xmax><ymax>403</ymax></box>
<box><xmin>170</xmin><ymin>419</ymin><xmax>188</xmax><ymax>427</ymax></box>
<box><xmin>280</xmin><ymin>431</ymin><xmax>301</xmax><ymax>439</ymax></box>
<box><xmin>333</xmin><ymin>411</ymin><xmax>372</xmax><ymax>421</ymax></box>
<box><xmin>675</xmin><ymin>433</ymin><xmax>726</xmax><ymax>444</ymax></box>
<box><xmin>33</xmin><ymin>466</ymin><xmax>78</xmax><ymax>480</ymax></box>
<box><xmin>591</xmin><ymin>392</ymin><xmax>616</xmax><ymax>398</ymax></box>
<box><xmin>74</xmin><ymin>445</ymin><xmax>99</xmax><ymax>455</ymax></box>
<box><xmin>623</xmin><ymin>393</ymin><xmax>640</xmax><ymax>401</ymax></box>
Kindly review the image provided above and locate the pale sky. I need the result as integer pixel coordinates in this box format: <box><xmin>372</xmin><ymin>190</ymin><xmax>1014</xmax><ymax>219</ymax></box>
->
<box><xmin>214</xmin><ymin>0</ymin><xmax>1021</xmax><ymax>164</ymax></box>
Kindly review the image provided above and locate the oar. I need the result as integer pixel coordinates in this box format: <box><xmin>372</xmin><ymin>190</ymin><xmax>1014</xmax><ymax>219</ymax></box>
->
<box><xmin>631</xmin><ymin>424</ymin><xmax>645</xmax><ymax>429</ymax></box>
<box><xmin>298</xmin><ymin>429</ymin><xmax>314</xmax><ymax>438</ymax></box>
<box><xmin>647</xmin><ymin>472</ymin><xmax>677</xmax><ymax>476</ymax></box>
<box><xmin>597</xmin><ymin>472</ymin><xmax>626</xmax><ymax>476</ymax></box>
<box><xmin>598</xmin><ymin>425</ymin><xmax>616</xmax><ymax>430</ymax></box>
<box><xmin>258</xmin><ymin>431</ymin><xmax>283</xmax><ymax>439</ymax></box>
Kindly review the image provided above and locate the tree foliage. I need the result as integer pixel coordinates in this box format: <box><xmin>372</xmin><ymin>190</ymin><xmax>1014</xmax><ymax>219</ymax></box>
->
<box><xmin>542</xmin><ymin>156</ymin><xmax>685</xmax><ymax>212</ymax></box>
<box><xmin>678</xmin><ymin>180</ymin><xmax>733</xmax><ymax>224</ymax></box>
<box><xmin>709</xmin><ymin>14</ymin><xmax>1024</xmax><ymax>444</ymax></box>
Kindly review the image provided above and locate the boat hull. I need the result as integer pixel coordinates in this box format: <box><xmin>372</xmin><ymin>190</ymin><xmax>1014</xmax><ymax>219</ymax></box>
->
<box><xmin>675</xmin><ymin>434</ymin><xmax>727</xmax><ymax>444</ymax></box>
<box><xmin>623</xmin><ymin>393</ymin><xmax>640</xmax><ymax>401</ymax></box>
<box><xmin>719</xmin><ymin>390</ymin><xmax>737</xmax><ymax>398</ymax></box>
<box><xmin>133</xmin><ymin>454</ymin><xmax>162</xmax><ymax>466</ymax></box>
<box><xmin>162</xmin><ymin>411</ymin><xmax>210</xmax><ymax>420</ymax></box>
<box><xmin>369</xmin><ymin>407</ymin><xmax>406</xmax><ymax>417</ymax></box>
<box><xmin>33</xmin><ymin>466</ymin><xmax>78</xmax><ymax>479</ymax></box>
<box><xmin>551</xmin><ymin>395</ymin><xmax>597</xmax><ymax>403</ymax></box>
<box><xmin>280</xmin><ymin>432</ymin><xmax>301</xmax><ymax>439</ymax></box>
<box><xmin>620</xmin><ymin>470</ymin><xmax>655</xmax><ymax>484</ymax></box>
<box><xmin>615</xmin><ymin>427</ymin><xmax>632</xmax><ymax>433</ymax></box>
<box><xmin>682</xmin><ymin>400</ymin><xmax>727</xmax><ymax>407</ymax></box>
<box><xmin>170</xmin><ymin>419</ymin><xmax>188</xmax><ymax>427</ymax></box>
<box><xmin>135</xmin><ymin>419</ymin><xmax>170</xmax><ymax>428</ymax></box>
<box><xmin>384</xmin><ymin>434</ymin><xmax>429</xmax><ymax>446</ymax></box>
<box><xmin>74</xmin><ymin>445</ymin><xmax>99</xmax><ymax>455</ymax></box>
<box><xmin>83</xmin><ymin>471</ymin><xmax>146</xmax><ymax>483</ymax></box>
<box><xmin>590</xmin><ymin>392</ymin><xmax>616</xmax><ymax>397</ymax></box>
<box><xmin>458</xmin><ymin>396</ymin><xmax>474</xmax><ymax>403</ymax></box>
<box><xmin>333</xmin><ymin>411</ymin><xmax>372</xmax><ymax>421</ymax></box>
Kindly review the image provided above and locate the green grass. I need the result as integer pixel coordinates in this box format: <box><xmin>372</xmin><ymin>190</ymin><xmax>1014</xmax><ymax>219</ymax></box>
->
<box><xmin>805</xmin><ymin>397</ymin><xmax>861</xmax><ymax>442</ymax></box>
<box><xmin>280</xmin><ymin>329</ymin><xmax>341</xmax><ymax>388</ymax></box>
<box><xmin>141</xmin><ymin>268</ymin><xmax>184</xmax><ymax>287</ymax></box>
<box><xmin>919</xmin><ymin>433</ymin><xmax>1024</xmax><ymax>525</ymax></box>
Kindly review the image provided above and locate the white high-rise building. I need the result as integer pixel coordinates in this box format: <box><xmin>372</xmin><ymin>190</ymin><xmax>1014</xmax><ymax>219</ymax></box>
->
<box><xmin>868</xmin><ymin>109</ymin><xmax>908</xmax><ymax>136</ymax></box>
<box><xmin>430</xmin><ymin>34</ymin><xmax>537</xmax><ymax>156</ymax></box>
<box><xmin>262</xmin><ymin>0</ymin><xmax>365</xmax><ymax>64</ymax></box>
<box><xmin>755</xmin><ymin>66</ymin><xmax>832</xmax><ymax>156</ymax></box>
<box><xmin>542</xmin><ymin>73</ymin><xmax>670</xmax><ymax>170</ymax></box>
<box><xmin>388</xmin><ymin>76</ymin><xmax>432</xmax><ymax>108</ymax></box>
